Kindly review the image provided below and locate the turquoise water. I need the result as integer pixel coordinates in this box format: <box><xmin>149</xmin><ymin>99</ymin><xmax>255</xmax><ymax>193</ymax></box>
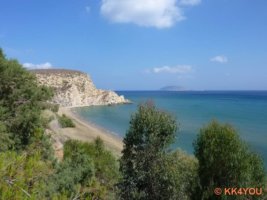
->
<box><xmin>75</xmin><ymin>91</ymin><xmax>267</xmax><ymax>165</ymax></box>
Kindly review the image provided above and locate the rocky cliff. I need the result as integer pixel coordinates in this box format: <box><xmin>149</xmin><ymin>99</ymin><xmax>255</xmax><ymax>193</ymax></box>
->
<box><xmin>31</xmin><ymin>69</ymin><xmax>130</xmax><ymax>107</ymax></box>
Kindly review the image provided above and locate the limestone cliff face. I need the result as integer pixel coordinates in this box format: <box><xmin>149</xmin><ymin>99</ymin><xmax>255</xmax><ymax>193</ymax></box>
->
<box><xmin>31</xmin><ymin>69</ymin><xmax>130</xmax><ymax>107</ymax></box>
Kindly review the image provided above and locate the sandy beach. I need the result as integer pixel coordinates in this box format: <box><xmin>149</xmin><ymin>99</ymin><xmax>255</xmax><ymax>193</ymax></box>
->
<box><xmin>50</xmin><ymin>107</ymin><xmax>123</xmax><ymax>156</ymax></box>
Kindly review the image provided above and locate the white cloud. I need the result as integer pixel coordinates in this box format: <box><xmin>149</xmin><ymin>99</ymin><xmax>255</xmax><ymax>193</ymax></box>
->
<box><xmin>101</xmin><ymin>0</ymin><xmax>201</xmax><ymax>28</ymax></box>
<box><xmin>85</xmin><ymin>6</ymin><xmax>91</xmax><ymax>13</ymax></box>
<box><xmin>23</xmin><ymin>62</ymin><xmax>53</xmax><ymax>69</ymax></box>
<box><xmin>210</xmin><ymin>55</ymin><xmax>228</xmax><ymax>63</ymax></box>
<box><xmin>152</xmin><ymin>65</ymin><xmax>193</xmax><ymax>74</ymax></box>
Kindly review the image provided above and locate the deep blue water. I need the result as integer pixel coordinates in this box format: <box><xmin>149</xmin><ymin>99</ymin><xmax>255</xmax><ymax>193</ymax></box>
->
<box><xmin>75</xmin><ymin>91</ymin><xmax>267</xmax><ymax>165</ymax></box>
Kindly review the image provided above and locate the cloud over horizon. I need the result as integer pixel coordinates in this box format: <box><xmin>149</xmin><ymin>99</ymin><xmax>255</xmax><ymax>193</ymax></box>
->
<box><xmin>23</xmin><ymin>62</ymin><xmax>53</xmax><ymax>69</ymax></box>
<box><xmin>150</xmin><ymin>65</ymin><xmax>193</xmax><ymax>74</ymax></box>
<box><xmin>210</xmin><ymin>55</ymin><xmax>228</xmax><ymax>63</ymax></box>
<box><xmin>100</xmin><ymin>0</ymin><xmax>201</xmax><ymax>28</ymax></box>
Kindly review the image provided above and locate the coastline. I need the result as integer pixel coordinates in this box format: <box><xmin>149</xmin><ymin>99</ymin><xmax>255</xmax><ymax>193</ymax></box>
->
<box><xmin>58</xmin><ymin>107</ymin><xmax>123</xmax><ymax>156</ymax></box>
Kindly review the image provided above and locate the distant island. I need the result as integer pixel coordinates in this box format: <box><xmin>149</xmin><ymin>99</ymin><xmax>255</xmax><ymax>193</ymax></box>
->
<box><xmin>160</xmin><ymin>85</ymin><xmax>187</xmax><ymax>91</ymax></box>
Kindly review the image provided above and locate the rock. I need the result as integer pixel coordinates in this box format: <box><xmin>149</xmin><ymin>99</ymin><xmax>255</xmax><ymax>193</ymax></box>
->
<box><xmin>44</xmin><ymin>128</ymin><xmax>66</xmax><ymax>161</ymax></box>
<box><xmin>31</xmin><ymin>69</ymin><xmax>130</xmax><ymax>107</ymax></box>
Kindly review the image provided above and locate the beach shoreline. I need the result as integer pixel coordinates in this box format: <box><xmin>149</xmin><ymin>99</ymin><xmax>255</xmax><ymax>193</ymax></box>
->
<box><xmin>58</xmin><ymin>107</ymin><xmax>123</xmax><ymax>156</ymax></box>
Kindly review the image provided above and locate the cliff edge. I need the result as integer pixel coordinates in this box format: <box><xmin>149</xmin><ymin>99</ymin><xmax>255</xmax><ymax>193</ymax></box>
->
<box><xmin>31</xmin><ymin>69</ymin><xmax>130</xmax><ymax>107</ymax></box>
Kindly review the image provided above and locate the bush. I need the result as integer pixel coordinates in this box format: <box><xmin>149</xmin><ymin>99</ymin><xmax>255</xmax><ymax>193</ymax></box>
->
<box><xmin>161</xmin><ymin>150</ymin><xmax>199</xmax><ymax>200</ymax></box>
<box><xmin>27</xmin><ymin>128</ymin><xmax>55</xmax><ymax>161</ymax></box>
<box><xmin>0</xmin><ymin>49</ymin><xmax>53</xmax><ymax>150</ymax></box>
<box><xmin>49</xmin><ymin>148</ymin><xmax>95</xmax><ymax>197</ymax></box>
<box><xmin>119</xmin><ymin>102</ymin><xmax>179</xmax><ymax>200</ymax></box>
<box><xmin>40</xmin><ymin>102</ymin><xmax>59</xmax><ymax>113</ymax></box>
<box><xmin>0</xmin><ymin>121</ymin><xmax>13</xmax><ymax>152</ymax></box>
<box><xmin>194</xmin><ymin>121</ymin><xmax>266</xmax><ymax>200</ymax></box>
<box><xmin>63</xmin><ymin>138</ymin><xmax>120</xmax><ymax>199</ymax></box>
<box><xmin>0</xmin><ymin>151</ymin><xmax>52</xmax><ymax>200</ymax></box>
<box><xmin>58</xmin><ymin>114</ymin><xmax>75</xmax><ymax>128</ymax></box>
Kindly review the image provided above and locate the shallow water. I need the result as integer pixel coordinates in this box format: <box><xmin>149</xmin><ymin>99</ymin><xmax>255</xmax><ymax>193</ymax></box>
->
<box><xmin>75</xmin><ymin>91</ymin><xmax>267</xmax><ymax>166</ymax></box>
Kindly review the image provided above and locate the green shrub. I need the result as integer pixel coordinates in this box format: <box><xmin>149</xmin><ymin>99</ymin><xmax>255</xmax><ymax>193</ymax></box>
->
<box><xmin>0</xmin><ymin>49</ymin><xmax>53</xmax><ymax>150</ymax></box>
<box><xmin>0</xmin><ymin>121</ymin><xmax>13</xmax><ymax>152</ymax></box>
<box><xmin>63</xmin><ymin>138</ymin><xmax>120</xmax><ymax>199</ymax></box>
<box><xmin>49</xmin><ymin>149</ymin><xmax>95</xmax><ymax>197</ymax></box>
<box><xmin>41</xmin><ymin>113</ymin><xmax>55</xmax><ymax>129</ymax></box>
<box><xmin>0</xmin><ymin>151</ymin><xmax>52</xmax><ymax>200</ymax></box>
<box><xmin>119</xmin><ymin>102</ymin><xmax>179</xmax><ymax>200</ymax></box>
<box><xmin>58</xmin><ymin>114</ymin><xmax>75</xmax><ymax>128</ymax></box>
<box><xmin>194</xmin><ymin>121</ymin><xmax>266</xmax><ymax>200</ymax></box>
<box><xmin>159</xmin><ymin>150</ymin><xmax>199</xmax><ymax>200</ymax></box>
<box><xmin>51</xmin><ymin>104</ymin><xmax>59</xmax><ymax>113</ymax></box>
<box><xmin>27</xmin><ymin>128</ymin><xmax>55</xmax><ymax>161</ymax></box>
<box><xmin>40</xmin><ymin>102</ymin><xmax>59</xmax><ymax>113</ymax></box>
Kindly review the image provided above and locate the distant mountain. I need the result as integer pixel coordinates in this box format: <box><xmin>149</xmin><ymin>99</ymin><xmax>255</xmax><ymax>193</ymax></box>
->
<box><xmin>160</xmin><ymin>86</ymin><xmax>186</xmax><ymax>91</ymax></box>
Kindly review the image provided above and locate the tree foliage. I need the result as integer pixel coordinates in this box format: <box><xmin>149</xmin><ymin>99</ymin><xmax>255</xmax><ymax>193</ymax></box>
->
<box><xmin>162</xmin><ymin>150</ymin><xmax>199</xmax><ymax>200</ymax></box>
<box><xmin>194</xmin><ymin>121</ymin><xmax>266</xmax><ymax>200</ymax></box>
<box><xmin>1</xmin><ymin>48</ymin><xmax>266</xmax><ymax>200</ymax></box>
<box><xmin>0</xmin><ymin>151</ymin><xmax>52</xmax><ymax>200</ymax></box>
<box><xmin>58</xmin><ymin>114</ymin><xmax>76</xmax><ymax>128</ymax></box>
<box><xmin>45</xmin><ymin>138</ymin><xmax>120</xmax><ymax>199</ymax></box>
<box><xmin>64</xmin><ymin>138</ymin><xmax>120</xmax><ymax>199</ymax></box>
<box><xmin>0</xmin><ymin>49</ymin><xmax>53</xmax><ymax>150</ymax></box>
<box><xmin>0</xmin><ymin>121</ymin><xmax>13</xmax><ymax>151</ymax></box>
<box><xmin>48</xmin><ymin>147</ymin><xmax>95</xmax><ymax>197</ymax></box>
<box><xmin>119</xmin><ymin>102</ymin><xmax>180</xmax><ymax>199</ymax></box>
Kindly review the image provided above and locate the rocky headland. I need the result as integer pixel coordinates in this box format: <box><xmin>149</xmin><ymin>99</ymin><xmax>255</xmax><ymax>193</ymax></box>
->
<box><xmin>31</xmin><ymin>69</ymin><xmax>130</xmax><ymax>107</ymax></box>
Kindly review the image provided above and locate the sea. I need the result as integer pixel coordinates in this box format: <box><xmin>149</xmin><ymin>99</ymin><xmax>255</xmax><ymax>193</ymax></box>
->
<box><xmin>75</xmin><ymin>91</ymin><xmax>267</xmax><ymax>166</ymax></box>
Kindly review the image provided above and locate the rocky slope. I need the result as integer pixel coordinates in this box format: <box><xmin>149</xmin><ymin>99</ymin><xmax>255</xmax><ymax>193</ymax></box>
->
<box><xmin>31</xmin><ymin>69</ymin><xmax>130</xmax><ymax>107</ymax></box>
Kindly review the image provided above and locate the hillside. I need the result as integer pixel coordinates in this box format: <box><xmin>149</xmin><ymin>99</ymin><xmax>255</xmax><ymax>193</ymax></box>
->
<box><xmin>31</xmin><ymin>69</ymin><xmax>130</xmax><ymax>107</ymax></box>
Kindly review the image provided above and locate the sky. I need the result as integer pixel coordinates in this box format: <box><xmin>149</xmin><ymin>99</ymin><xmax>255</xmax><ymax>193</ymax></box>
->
<box><xmin>0</xmin><ymin>0</ymin><xmax>267</xmax><ymax>90</ymax></box>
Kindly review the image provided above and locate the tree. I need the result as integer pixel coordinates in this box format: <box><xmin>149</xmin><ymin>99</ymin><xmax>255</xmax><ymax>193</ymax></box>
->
<box><xmin>193</xmin><ymin>121</ymin><xmax>266</xmax><ymax>200</ymax></box>
<box><xmin>49</xmin><ymin>148</ymin><xmax>95</xmax><ymax>197</ymax></box>
<box><xmin>0</xmin><ymin>121</ymin><xmax>13</xmax><ymax>151</ymax></box>
<box><xmin>0</xmin><ymin>151</ymin><xmax>52</xmax><ymax>200</ymax></box>
<box><xmin>0</xmin><ymin>48</ymin><xmax>53</xmax><ymax>150</ymax></box>
<box><xmin>152</xmin><ymin>150</ymin><xmax>199</xmax><ymax>200</ymax></box>
<box><xmin>118</xmin><ymin>102</ymin><xmax>178</xmax><ymax>200</ymax></box>
<box><xmin>65</xmin><ymin>138</ymin><xmax>120</xmax><ymax>199</ymax></box>
<box><xmin>48</xmin><ymin>138</ymin><xmax>120</xmax><ymax>200</ymax></box>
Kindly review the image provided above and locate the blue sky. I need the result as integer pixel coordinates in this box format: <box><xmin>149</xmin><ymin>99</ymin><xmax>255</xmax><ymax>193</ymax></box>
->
<box><xmin>1</xmin><ymin>0</ymin><xmax>267</xmax><ymax>90</ymax></box>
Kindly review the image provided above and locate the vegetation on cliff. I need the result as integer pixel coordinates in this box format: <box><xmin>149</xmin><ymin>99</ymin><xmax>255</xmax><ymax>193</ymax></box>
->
<box><xmin>58</xmin><ymin>114</ymin><xmax>76</xmax><ymax>128</ymax></box>
<box><xmin>0</xmin><ymin>49</ymin><xmax>120</xmax><ymax>199</ymax></box>
<box><xmin>0</xmin><ymin>49</ymin><xmax>53</xmax><ymax>151</ymax></box>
